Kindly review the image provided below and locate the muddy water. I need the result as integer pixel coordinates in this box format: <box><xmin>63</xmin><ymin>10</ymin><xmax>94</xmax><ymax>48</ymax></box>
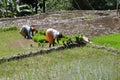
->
<box><xmin>8</xmin><ymin>38</ymin><xmax>38</xmax><ymax>48</ymax></box>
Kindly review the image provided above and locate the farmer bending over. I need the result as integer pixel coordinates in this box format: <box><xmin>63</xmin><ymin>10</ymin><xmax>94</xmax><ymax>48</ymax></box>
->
<box><xmin>46</xmin><ymin>28</ymin><xmax>63</xmax><ymax>47</ymax></box>
<box><xmin>20</xmin><ymin>25</ymin><xmax>36</xmax><ymax>39</ymax></box>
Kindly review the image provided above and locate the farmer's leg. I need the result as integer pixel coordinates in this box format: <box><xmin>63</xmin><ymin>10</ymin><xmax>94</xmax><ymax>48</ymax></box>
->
<box><xmin>46</xmin><ymin>31</ymin><xmax>54</xmax><ymax>47</ymax></box>
<box><xmin>24</xmin><ymin>28</ymin><xmax>29</xmax><ymax>39</ymax></box>
<box><xmin>52</xmin><ymin>39</ymin><xmax>55</xmax><ymax>47</ymax></box>
<box><xmin>27</xmin><ymin>31</ymin><xmax>32</xmax><ymax>39</ymax></box>
<box><xmin>49</xmin><ymin>43</ymin><xmax>52</xmax><ymax>48</ymax></box>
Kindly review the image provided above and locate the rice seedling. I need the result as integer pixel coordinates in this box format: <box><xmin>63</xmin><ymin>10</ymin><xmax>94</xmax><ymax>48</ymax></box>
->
<box><xmin>91</xmin><ymin>33</ymin><xmax>120</xmax><ymax>49</ymax></box>
<box><xmin>0</xmin><ymin>47</ymin><xmax>119</xmax><ymax>80</ymax></box>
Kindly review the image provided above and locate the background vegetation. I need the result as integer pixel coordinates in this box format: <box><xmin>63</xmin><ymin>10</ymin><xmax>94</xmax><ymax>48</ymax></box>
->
<box><xmin>0</xmin><ymin>0</ymin><xmax>117</xmax><ymax>18</ymax></box>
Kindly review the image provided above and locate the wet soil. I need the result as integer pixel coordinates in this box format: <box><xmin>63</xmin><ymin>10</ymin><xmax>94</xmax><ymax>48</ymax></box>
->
<box><xmin>0</xmin><ymin>10</ymin><xmax>119</xmax><ymax>38</ymax></box>
<box><xmin>0</xmin><ymin>10</ymin><xmax>120</xmax><ymax>48</ymax></box>
<box><xmin>8</xmin><ymin>38</ymin><xmax>38</xmax><ymax>48</ymax></box>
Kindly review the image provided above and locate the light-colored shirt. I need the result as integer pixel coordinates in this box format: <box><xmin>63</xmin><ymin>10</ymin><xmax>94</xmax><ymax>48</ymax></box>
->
<box><xmin>22</xmin><ymin>25</ymin><xmax>31</xmax><ymax>32</ymax></box>
<box><xmin>46</xmin><ymin>28</ymin><xmax>60</xmax><ymax>39</ymax></box>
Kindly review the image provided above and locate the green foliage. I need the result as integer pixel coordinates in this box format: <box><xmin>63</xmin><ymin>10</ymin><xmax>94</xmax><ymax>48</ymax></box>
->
<box><xmin>46</xmin><ymin>0</ymin><xmax>74</xmax><ymax>12</ymax></box>
<box><xmin>89</xmin><ymin>0</ymin><xmax>116</xmax><ymax>10</ymax></box>
<box><xmin>0</xmin><ymin>25</ymin><xmax>18</xmax><ymax>32</ymax></box>
<box><xmin>72</xmin><ymin>0</ymin><xmax>116</xmax><ymax>10</ymax></box>
<box><xmin>91</xmin><ymin>33</ymin><xmax>120</xmax><ymax>49</ymax></box>
<box><xmin>32</xmin><ymin>29</ymin><xmax>83</xmax><ymax>46</ymax></box>
<box><xmin>0</xmin><ymin>0</ymin><xmax>34</xmax><ymax>18</ymax></box>
<box><xmin>0</xmin><ymin>0</ymin><xmax>117</xmax><ymax>18</ymax></box>
<box><xmin>0</xmin><ymin>0</ymin><xmax>17</xmax><ymax>17</ymax></box>
<box><xmin>32</xmin><ymin>30</ymin><xmax>46</xmax><ymax>43</ymax></box>
<box><xmin>32</xmin><ymin>34</ymin><xmax>46</xmax><ymax>43</ymax></box>
<box><xmin>60</xmin><ymin>34</ymin><xmax>83</xmax><ymax>44</ymax></box>
<box><xmin>17</xmin><ymin>4</ymin><xmax>34</xmax><ymax>16</ymax></box>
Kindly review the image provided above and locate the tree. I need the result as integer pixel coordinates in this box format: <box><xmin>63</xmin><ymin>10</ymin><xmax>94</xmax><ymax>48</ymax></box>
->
<box><xmin>17</xmin><ymin>0</ymin><xmax>38</xmax><ymax>13</ymax></box>
<box><xmin>43</xmin><ymin>0</ymin><xmax>45</xmax><ymax>13</ymax></box>
<box><xmin>72</xmin><ymin>0</ymin><xmax>93</xmax><ymax>10</ymax></box>
<box><xmin>116</xmin><ymin>0</ymin><xmax>120</xmax><ymax>15</ymax></box>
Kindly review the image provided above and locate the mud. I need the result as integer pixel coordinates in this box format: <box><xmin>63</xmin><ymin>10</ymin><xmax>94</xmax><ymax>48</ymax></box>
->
<box><xmin>8</xmin><ymin>38</ymin><xmax>38</xmax><ymax>48</ymax></box>
<box><xmin>0</xmin><ymin>10</ymin><xmax>119</xmax><ymax>38</ymax></box>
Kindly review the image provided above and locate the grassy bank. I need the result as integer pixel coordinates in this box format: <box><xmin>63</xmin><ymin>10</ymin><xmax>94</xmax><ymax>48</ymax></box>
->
<box><xmin>91</xmin><ymin>33</ymin><xmax>120</xmax><ymax>49</ymax></box>
<box><xmin>0</xmin><ymin>47</ymin><xmax>119</xmax><ymax>80</ymax></box>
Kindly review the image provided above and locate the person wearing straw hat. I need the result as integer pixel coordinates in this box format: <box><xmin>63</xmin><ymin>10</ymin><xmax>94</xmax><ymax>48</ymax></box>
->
<box><xmin>20</xmin><ymin>25</ymin><xmax>36</xmax><ymax>39</ymax></box>
<box><xmin>46</xmin><ymin>28</ymin><xmax>62</xmax><ymax>47</ymax></box>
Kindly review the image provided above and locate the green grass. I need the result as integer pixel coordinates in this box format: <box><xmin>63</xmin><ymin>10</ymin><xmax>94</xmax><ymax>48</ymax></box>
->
<box><xmin>91</xmin><ymin>33</ymin><xmax>120</xmax><ymax>49</ymax></box>
<box><xmin>0</xmin><ymin>47</ymin><xmax>119</xmax><ymax>80</ymax></box>
<box><xmin>0</xmin><ymin>25</ymin><xmax>18</xmax><ymax>32</ymax></box>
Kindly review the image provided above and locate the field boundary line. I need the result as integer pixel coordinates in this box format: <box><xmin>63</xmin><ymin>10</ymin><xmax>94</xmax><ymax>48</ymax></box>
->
<box><xmin>0</xmin><ymin>41</ymin><xmax>119</xmax><ymax>64</ymax></box>
<box><xmin>88</xmin><ymin>43</ymin><xmax>120</xmax><ymax>54</ymax></box>
<box><xmin>0</xmin><ymin>42</ymin><xmax>85</xmax><ymax>64</ymax></box>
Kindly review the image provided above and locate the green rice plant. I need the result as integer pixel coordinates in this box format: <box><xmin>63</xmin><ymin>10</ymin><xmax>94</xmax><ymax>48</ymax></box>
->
<box><xmin>0</xmin><ymin>26</ymin><xmax>119</xmax><ymax>80</ymax></box>
<box><xmin>32</xmin><ymin>34</ymin><xmax>46</xmax><ymax>43</ymax></box>
<box><xmin>59</xmin><ymin>35</ymin><xmax>71</xmax><ymax>44</ymax></box>
<box><xmin>32</xmin><ymin>30</ymin><xmax>47</xmax><ymax>47</ymax></box>
<box><xmin>0</xmin><ymin>25</ymin><xmax>18</xmax><ymax>32</ymax></box>
<box><xmin>91</xmin><ymin>33</ymin><xmax>120</xmax><ymax>49</ymax></box>
<box><xmin>33</xmin><ymin>30</ymin><xmax>84</xmax><ymax>46</ymax></box>
<box><xmin>37</xmin><ymin>29</ymin><xmax>46</xmax><ymax>35</ymax></box>
<box><xmin>59</xmin><ymin>34</ymin><xmax>83</xmax><ymax>45</ymax></box>
<box><xmin>0</xmin><ymin>47</ymin><xmax>119</xmax><ymax>80</ymax></box>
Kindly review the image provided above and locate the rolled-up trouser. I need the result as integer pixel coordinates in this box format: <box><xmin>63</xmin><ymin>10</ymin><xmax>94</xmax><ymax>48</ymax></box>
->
<box><xmin>46</xmin><ymin>31</ymin><xmax>54</xmax><ymax>44</ymax></box>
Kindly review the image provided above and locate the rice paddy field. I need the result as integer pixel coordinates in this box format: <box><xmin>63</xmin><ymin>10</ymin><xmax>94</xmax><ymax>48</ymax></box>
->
<box><xmin>0</xmin><ymin>26</ymin><xmax>40</xmax><ymax>58</ymax></box>
<box><xmin>0</xmin><ymin>47</ymin><xmax>119</xmax><ymax>80</ymax></box>
<box><xmin>91</xmin><ymin>33</ymin><xmax>120</xmax><ymax>49</ymax></box>
<box><xmin>0</xmin><ymin>26</ymin><xmax>120</xmax><ymax>80</ymax></box>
